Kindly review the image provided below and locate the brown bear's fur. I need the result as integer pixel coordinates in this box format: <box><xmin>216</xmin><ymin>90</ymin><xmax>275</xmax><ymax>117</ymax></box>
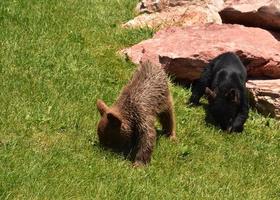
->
<box><xmin>96</xmin><ymin>61</ymin><xmax>176</xmax><ymax>166</ymax></box>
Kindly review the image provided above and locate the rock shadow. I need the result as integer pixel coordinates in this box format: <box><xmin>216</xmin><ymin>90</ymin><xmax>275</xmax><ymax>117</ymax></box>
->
<box><xmin>269</xmin><ymin>30</ymin><xmax>280</xmax><ymax>41</ymax></box>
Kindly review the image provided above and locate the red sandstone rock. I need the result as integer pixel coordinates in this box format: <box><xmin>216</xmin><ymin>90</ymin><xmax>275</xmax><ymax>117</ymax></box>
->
<box><xmin>135</xmin><ymin>0</ymin><xmax>224</xmax><ymax>13</ymax></box>
<box><xmin>123</xmin><ymin>0</ymin><xmax>224</xmax><ymax>29</ymax></box>
<box><xmin>246</xmin><ymin>79</ymin><xmax>280</xmax><ymax>119</ymax></box>
<box><xmin>123</xmin><ymin>5</ymin><xmax>222</xmax><ymax>29</ymax></box>
<box><xmin>122</xmin><ymin>24</ymin><xmax>280</xmax><ymax>81</ymax></box>
<box><xmin>135</xmin><ymin>0</ymin><xmax>189</xmax><ymax>14</ymax></box>
<box><xmin>220</xmin><ymin>0</ymin><xmax>280</xmax><ymax>31</ymax></box>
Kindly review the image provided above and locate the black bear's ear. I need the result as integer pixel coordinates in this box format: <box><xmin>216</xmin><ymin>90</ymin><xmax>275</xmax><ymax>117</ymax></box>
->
<box><xmin>97</xmin><ymin>99</ymin><xmax>109</xmax><ymax>116</ymax></box>
<box><xmin>107</xmin><ymin>110</ymin><xmax>122</xmax><ymax>127</ymax></box>
<box><xmin>205</xmin><ymin>87</ymin><xmax>217</xmax><ymax>100</ymax></box>
<box><xmin>227</xmin><ymin>89</ymin><xmax>240</xmax><ymax>104</ymax></box>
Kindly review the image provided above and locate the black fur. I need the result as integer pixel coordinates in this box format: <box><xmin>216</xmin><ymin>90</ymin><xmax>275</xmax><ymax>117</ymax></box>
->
<box><xmin>189</xmin><ymin>52</ymin><xmax>249</xmax><ymax>132</ymax></box>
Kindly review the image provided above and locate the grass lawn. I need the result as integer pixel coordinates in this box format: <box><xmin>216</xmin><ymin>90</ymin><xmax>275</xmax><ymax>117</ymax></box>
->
<box><xmin>1</xmin><ymin>0</ymin><xmax>280</xmax><ymax>199</ymax></box>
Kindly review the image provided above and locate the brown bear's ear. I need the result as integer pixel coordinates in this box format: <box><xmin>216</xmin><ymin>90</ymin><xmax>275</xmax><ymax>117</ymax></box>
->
<box><xmin>227</xmin><ymin>89</ymin><xmax>240</xmax><ymax>104</ymax></box>
<box><xmin>97</xmin><ymin>99</ymin><xmax>109</xmax><ymax>116</ymax></box>
<box><xmin>107</xmin><ymin>110</ymin><xmax>122</xmax><ymax>127</ymax></box>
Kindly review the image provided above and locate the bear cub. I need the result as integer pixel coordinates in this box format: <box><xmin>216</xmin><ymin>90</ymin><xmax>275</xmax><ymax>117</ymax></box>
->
<box><xmin>97</xmin><ymin>61</ymin><xmax>176</xmax><ymax>166</ymax></box>
<box><xmin>189</xmin><ymin>52</ymin><xmax>249</xmax><ymax>132</ymax></box>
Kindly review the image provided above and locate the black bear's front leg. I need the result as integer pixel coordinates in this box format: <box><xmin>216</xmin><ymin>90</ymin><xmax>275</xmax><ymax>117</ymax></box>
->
<box><xmin>189</xmin><ymin>63</ymin><xmax>213</xmax><ymax>105</ymax></box>
<box><xmin>230</xmin><ymin>90</ymin><xmax>249</xmax><ymax>133</ymax></box>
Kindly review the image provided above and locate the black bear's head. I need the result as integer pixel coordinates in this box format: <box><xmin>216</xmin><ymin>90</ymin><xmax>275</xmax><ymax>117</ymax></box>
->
<box><xmin>206</xmin><ymin>87</ymin><xmax>240</xmax><ymax>131</ymax></box>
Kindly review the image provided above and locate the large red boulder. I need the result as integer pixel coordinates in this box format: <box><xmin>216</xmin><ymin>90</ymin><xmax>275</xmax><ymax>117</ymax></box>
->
<box><xmin>122</xmin><ymin>24</ymin><xmax>280</xmax><ymax>81</ymax></box>
<box><xmin>220</xmin><ymin>0</ymin><xmax>280</xmax><ymax>31</ymax></box>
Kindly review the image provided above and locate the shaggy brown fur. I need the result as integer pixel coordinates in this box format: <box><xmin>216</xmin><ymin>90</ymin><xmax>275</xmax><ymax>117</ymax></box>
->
<box><xmin>97</xmin><ymin>61</ymin><xmax>176</xmax><ymax>166</ymax></box>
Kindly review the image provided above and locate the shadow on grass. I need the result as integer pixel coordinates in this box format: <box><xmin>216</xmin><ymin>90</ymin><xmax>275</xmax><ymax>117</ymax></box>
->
<box><xmin>171</xmin><ymin>78</ymin><xmax>192</xmax><ymax>89</ymax></box>
<box><xmin>202</xmin><ymin>103</ymin><xmax>219</xmax><ymax>128</ymax></box>
<box><xmin>90</xmin><ymin>130</ymin><xmax>171</xmax><ymax>164</ymax></box>
<box><xmin>188</xmin><ymin>100</ymin><xmax>223</xmax><ymax>132</ymax></box>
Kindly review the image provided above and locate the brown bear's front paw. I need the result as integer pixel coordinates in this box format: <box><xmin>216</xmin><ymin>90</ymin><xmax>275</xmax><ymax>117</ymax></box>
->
<box><xmin>169</xmin><ymin>132</ymin><xmax>177</xmax><ymax>141</ymax></box>
<box><xmin>132</xmin><ymin>161</ymin><xmax>145</xmax><ymax>168</ymax></box>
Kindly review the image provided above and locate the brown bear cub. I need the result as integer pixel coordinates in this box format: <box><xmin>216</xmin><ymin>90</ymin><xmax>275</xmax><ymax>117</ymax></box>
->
<box><xmin>97</xmin><ymin>61</ymin><xmax>176</xmax><ymax>167</ymax></box>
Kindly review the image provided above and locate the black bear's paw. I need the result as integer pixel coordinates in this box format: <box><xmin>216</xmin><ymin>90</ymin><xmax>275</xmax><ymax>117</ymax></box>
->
<box><xmin>188</xmin><ymin>95</ymin><xmax>200</xmax><ymax>106</ymax></box>
<box><xmin>230</xmin><ymin>125</ymin><xmax>244</xmax><ymax>133</ymax></box>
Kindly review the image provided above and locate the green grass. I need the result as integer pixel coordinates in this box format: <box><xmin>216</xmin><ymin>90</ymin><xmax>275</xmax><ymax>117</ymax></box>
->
<box><xmin>0</xmin><ymin>0</ymin><xmax>280</xmax><ymax>199</ymax></box>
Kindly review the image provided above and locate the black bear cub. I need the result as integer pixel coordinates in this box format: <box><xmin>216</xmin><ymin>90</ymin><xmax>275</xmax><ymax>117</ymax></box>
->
<box><xmin>189</xmin><ymin>52</ymin><xmax>249</xmax><ymax>132</ymax></box>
